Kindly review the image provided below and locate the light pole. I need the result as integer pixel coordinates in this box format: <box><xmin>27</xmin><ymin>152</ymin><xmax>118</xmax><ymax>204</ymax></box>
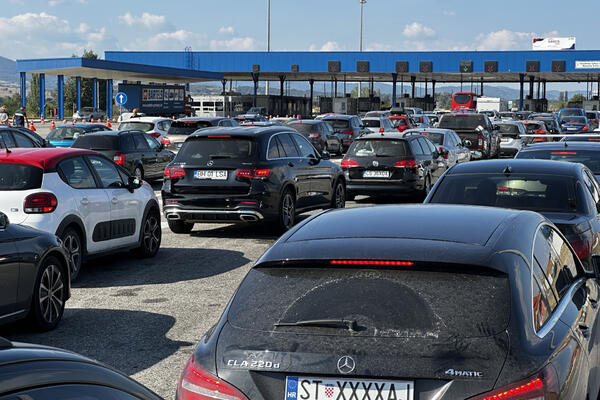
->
<box><xmin>265</xmin><ymin>0</ymin><xmax>271</xmax><ymax>99</ymax></box>
<box><xmin>358</xmin><ymin>0</ymin><xmax>366</xmax><ymax>99</ymax></box>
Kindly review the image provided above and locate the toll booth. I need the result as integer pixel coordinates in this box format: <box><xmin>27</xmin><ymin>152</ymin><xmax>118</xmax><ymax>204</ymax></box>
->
<box><xmin>523</xmin><ymin>98</ymin><xmax>548</xmax><ymax>113</ymax></box>
<box><xmin>568</xmin><ymin>98</ymin><xmax>600</xmax><ymax>111</ymax></box>
<box><xmin>398</xmin><ymin>94</ymin><xmax>436</xmax><ymax>112</ymax></box>
<box><xmin>319</xmin><ymin>96</ymin><xmax>380</xmax><ymax>115</ymax></box>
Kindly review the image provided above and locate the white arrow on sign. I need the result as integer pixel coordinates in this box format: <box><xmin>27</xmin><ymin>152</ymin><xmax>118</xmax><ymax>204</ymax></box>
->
<box><xmin>115</xmin><ymin>92</ymin><xmax>128</xmax><ymax>105</ymax></box>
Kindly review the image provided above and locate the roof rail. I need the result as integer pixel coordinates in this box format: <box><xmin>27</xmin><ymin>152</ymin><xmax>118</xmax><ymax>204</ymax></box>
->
<box><xmin>0</xmin><ymin>337</ymin><xmax>12</xmax><ymax>349</ymax></box>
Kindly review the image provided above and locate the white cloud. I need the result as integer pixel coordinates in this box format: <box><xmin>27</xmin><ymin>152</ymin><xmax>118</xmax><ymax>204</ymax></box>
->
<box><xmin>309</xmin><ymin>41</ymin><xmax>341</xmax><ymax>51</ymax></box>
<box><xmin>219</xmin><ymin>26</ymin><xmax>234</xmax><ymax>35</ymax></box>
<box><xmin>125</xmin><ymin>30</ymin><xmax>206</xmax><ymax>51</ymax></box>
<box><xmin>118</xmin><ymin>12</ymin><xmax>167</xmax><ymax>29</ymax></box>
<box><xmin>402</xmin><ymin>22</ymin><xmax>436</xmax><ymax>38</ymax></box>
<box><xmin>48</xmin><ymin>0</ymin><xmax>64</xmax><ymax>5</ymax></box>
<box><xmin>475</xmin><ymin>29</ymin><xmax>536</xmax><ymax>51</ymax></box>
<box><xmin>0</xmin><ymin>12</ymin><xmax>114</xmax><ymax>59</ymax></box>
<box><xmin>210</xmin><ymin>37</ymin><xmax>258</xmax><ymax>51</ymax></box>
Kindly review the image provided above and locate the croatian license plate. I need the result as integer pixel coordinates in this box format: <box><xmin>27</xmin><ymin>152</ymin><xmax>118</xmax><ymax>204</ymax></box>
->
<box><xmin>363</xmin><ymin>170</ymin><xmax>390</xmax><ymax>178</ymax></box>
<box><xmin>567</xmin><ymin>127</ymin><xmax>577</xmax><ymax>131</ymax></box>
<box><xmin>194</xmin><ymin>170</ymin><xmax>227</xmax><ymax>180</ymax></box>
<box><xmin>284</xmin><ymin>376</ymin><xmax>413</xmax><ymax>400</ymax></box>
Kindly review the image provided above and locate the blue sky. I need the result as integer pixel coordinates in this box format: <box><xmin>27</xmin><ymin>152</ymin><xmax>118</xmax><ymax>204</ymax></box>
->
<box><xmin>3</xmin><ymin>0</ymin><xmax>600</xmax><ymax>61</ymax></box>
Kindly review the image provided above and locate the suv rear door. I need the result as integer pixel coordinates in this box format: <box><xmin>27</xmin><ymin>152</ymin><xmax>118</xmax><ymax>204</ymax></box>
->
<box><xmin>291</xmin><ymin>133</ymin><xmax>332</xmax><ymax>207</ymax></box>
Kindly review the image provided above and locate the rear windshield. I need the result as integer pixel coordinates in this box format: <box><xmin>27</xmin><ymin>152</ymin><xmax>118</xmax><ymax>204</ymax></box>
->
<box><xmin>119</xmin><ymin>122</ymin><xmax>154</xmax><ymax>132</ymax></box>
<box><xmin>524</xmin><ymin>123</ymin><xmax>544</xmax><ymax>133</ymax></box>
<box><xmin>0</xmin><ymin>163</ymin><xmax>43</xmax><ymax>190</ymax></box>
<box><xmin>453</xmin><ymin>94</ymin><xmax>472</xmax><ymax>104</ymax></box>
<box><xmin>561</xmin><ymin>116</ymin><xmax>586</xmax><ymax>124</ymax></box>
<box><xmin>425</xmin><ymin>132</ymin><xmax>444</xmax><ymax>145</ymax></box>
<box><xmin>561</xmin><ymin>109</ymin><xmax>583</xmax><ymax>117</ymax></box>
<box><xmin>73</xmin><ymin>135</ymin><xmax>119</xmax><ymax>151</ymax></box>
<box><xmin>362</xmin><ymin>120</ymin><xmax>381</xmax><ymax>127</ymax></box>
<box><xmin>390</xmin><ymin>118</ymin><xmax>407</xmax><ymax>127</ymax></box>
<box><xmin>347</xmin><ymin>139</ymin><xmax>409</xmax><ymax>157</ymax></box>
<box><xmin>500</xmin><ymin>112</ymin><xmax>514</xmax><ymax>118</ymax></box>
<box><xmin>176</xmin><ymin>137</ymin><xmax>256</xmax><ymax>162</ymax></box>
<box><xmin>325</xmin><ymin>119</ymin><xmax>350</xmax><ymax>129</ymax></box>
<box><xmin>289</xmin><ymin>123</ymin><xmax>318</xmax><ymax>134</ymax></box>
<box><xmin>228</xmin><ymin>267</ymin><xmax>510</xmax><ymax>338</ymax></box>
<box><xmin>497</xmin><ymin>124</ymin><xmax>521</xmax><ymax>136</ymax></box>
<box><xmin>430</xmin><ymin>174</ymin><xmax>583</xmax><ymax>213</ymax></box>
<box><xmin>438</xmin><ymin>115</ymin><xmax>487</xmax><ymax>130</ymax></box>
<box><xmin>586</xmin><ymin>112</ymin><xmax>598</xmax><ymax>120</ymax></box>
<box><xmin>516</xmin><ymin>150</ymin><xmax>600</xmax><ymax>174</ymax></box>
<box><xmin>47</xmin><ymin>127</ymin><xmax>86</xmax><ymax>140</ymax></box>
<box><xmin>168</xmin><ymin>121</ymin><xmax>213</xmax><ymax>135</ymax></box>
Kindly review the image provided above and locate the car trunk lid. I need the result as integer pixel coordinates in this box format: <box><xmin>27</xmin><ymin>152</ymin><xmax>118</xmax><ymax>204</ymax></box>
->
<box><xmin>0</xmin><ymin>163</ymin><xmax>45</xmax><ymax>224</ymax></box>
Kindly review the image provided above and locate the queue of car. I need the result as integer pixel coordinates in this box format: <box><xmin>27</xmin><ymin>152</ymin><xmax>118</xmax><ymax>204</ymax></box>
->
<box><xmin>5</xmin><ymin>104</ymin><xmax>600</xmax><ymax>399</ymax></box>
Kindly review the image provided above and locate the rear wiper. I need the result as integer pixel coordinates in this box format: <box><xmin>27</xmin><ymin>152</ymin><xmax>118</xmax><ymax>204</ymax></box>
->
<box><xmin>274</xmin><ymin>319</ymin><xmax>358</xmax><ymax>331</ymax></box>
<box><xmin>209</xmin><ymin>155</ymin><xmax>233</xmax><ymax>159</ymax></box>
<box><xmin>375</xmin><ymin>153</ymin><xmax>393</xmax><ymax>157</ymax></box>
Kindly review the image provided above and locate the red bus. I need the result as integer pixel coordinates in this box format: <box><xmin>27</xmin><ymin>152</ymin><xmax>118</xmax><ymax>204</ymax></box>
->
<box><xmin>451</xmin><ymin>92</ymin><xmax>478</xmax><ymax>111</ymax></box>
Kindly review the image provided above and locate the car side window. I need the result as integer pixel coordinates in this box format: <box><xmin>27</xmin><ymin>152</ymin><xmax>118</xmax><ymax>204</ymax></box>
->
<box><xmin>133</xmin><ymin>134</ymin><xmax>150</xmax><ymax>150</ymax></box>
<box><xmin>88</xmin><ymin>155</ymin><xmax>124</xmax><ymax>188</ymax></box>
<box><xmin>532</xmin><ymin>277</ymin><xmax>552</xmax><ymax>331</ymax></box>
<box><xmin>583</xmin><ymin>170</ymin><xmax>600</xmax><ymax>213</ymax></box>
<box><xmin>268</xmin><ymin>136</ymin><xmax>281</xmax><ymax>158</ymax></box>
<box><xmin>277</xmin><ymin>134</ymin><xmax>300</xmax><ymax>157</ymax></box>
<box><xmin>143</xmin><ymin>134</ymin><xmax>160</xmax><ymax>150</ymax></box>
<box><xmin>292</xmin><ymin>134</ymin><xmax>317</xmax><ymax>158</ymax></box>
<box><xmin>57</xmin><ymin>156</ymin><xmax>97</xmax><ymax>189</ymax></box>
<box><xmin>0</xmin><ymin>130</ymin><xmax>15</xmax><ymax>147</ymax></box>
<box><xmin>13</xmin><ymin>132</ymin><xmax>36</xmax><ymax>148</ymax></box>
<box><xmin>422</xmin><ymin>137</ymin><xmax>437</xmax><ymax>154</ymax></box>
<box><xmin>409</xmin><ymin>139</ymin><xmax>425</xmax><ymax>156</ymax></box>
<box><xmin>120</xmin><ymin>135</ymin><xmax>135</xmax><ymax>151</ymax></box>
<box><xmin>534</xmin><ymin>225</ymin><xmax>578</xmax><ymax>299</ymax></box>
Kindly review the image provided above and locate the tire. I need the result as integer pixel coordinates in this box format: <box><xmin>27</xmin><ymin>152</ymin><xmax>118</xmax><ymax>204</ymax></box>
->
<box><xmin>60</xmin><ymin>227</ymin><xmax>83</xmax><ymax>281</ymax></box>
<box><xmin>278</xmin><ymin>188</ymin><xmax>296</xmax><ymax>232</ymax></box>
<box><xmin>419</xmin><ymin>175</ymin><xmax>432</xmax><ymax>200</ymax></box>
<box><xmin>136</xmin><ymin>210</ymin><xmax>161</xmax><ymax>258</ymax></box>
<box><xmin>330</xmin><ymin>180</ymin><xmax>346</xmax><ymax>209</ymax></box>
<box><xmin>28</xmin><ymin>256</ymin><xmax>67</xmax><ymax>331</ymax></box>
<box><xmin>168</xmin><ymin>219</ymin><xmax>193</xmax><ymax>234</ymax></box>
<box><xmin>134</xmin><ymin>166</ymin><xmax>144</xmax><ymax>180</ymax></box>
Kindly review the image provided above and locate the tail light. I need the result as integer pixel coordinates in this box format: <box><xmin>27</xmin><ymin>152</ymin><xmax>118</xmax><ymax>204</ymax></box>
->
<box><xmin>148</xmin><ymin>131</ymin><xmax>161</xmax><ymax>138</ymax></box>
<box><xmin>113</xmin><ymin>153</ymin><xmax>125</xmax><ymax>165</ymax></box>
<box><xmin>478</xmin><ymin>133</ymin><xmax>483</xmax><ymax>149</ymax></box>
<box><xmin>161</xmin><ymin>137</ymin><xmax>172</xmax><ymax>146</ymax></box>
<box><xmin>309</xmin><ymin>132</ymin><xmax>321</xmax><ymax>138</ymax></box>
<box><xmin>534</xmin><ymin>129</ymin><xmax>545</xmax><ymax>134</ymax></box>
<box><xmin>439</xmin><ymin>147</ymin><xmax>448</xmax><ymax>159</ymax></box>
<box><xmin>24</xmin><ymin>192</ymin><xmax>57</xmax><ymax>213</ymax></box>
<box><xmin>379</xmin><ymin>127</ymin><xmax>385</xmax><ymax>133</ymax></box>
<box><xmin>234</xmin><ymin>168</ymin><xmax>272</xmax><ymax>179</ymax></box>
<box><xmin>164</xmin><ymin>167</ymin><xmax>186</xmax><ymax>180</ymax></box>
<box><xmin>570</xmin><ymin>236</ymin><xmax>592</xmax><ymax>261</ymax></box>
<box><xmin>582</xmin><ymin>126</ymin><xmax>589</xmax><ymax>131</ymax></box>
<box><xmin>340</xmin><ymin>158</ymin><xmax>359</xmax><ymax>169</ymax></box>
<box><xmin>394</xmin><ymin>159</ymin><xmax>417</xmax><ymax>168</ymax></box>
<box><xmin>341</xmin><ymin>130</ymin><xmax>354</xmax><ymax>136</ymax></box>
<box><xmin>177</xmin><ymin>356</ymin><xmax>249</xmax><ymax>400</ymax></box>
<box><xmin>468</xmin><ymin>364</ymin><xmax>558</xmax><ymax>400</ymax></box>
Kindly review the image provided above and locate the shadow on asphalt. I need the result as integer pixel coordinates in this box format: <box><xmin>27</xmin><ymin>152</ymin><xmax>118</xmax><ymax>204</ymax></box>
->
<box><xmin>354</xmin><ymin>195</ymin><xmax>422</xmax><ymax>205</ymax></box>
<box><xmin>75</xmin><ymin>247</ymin><xmax>250</xmax><ymax>288</ymax></box>
<box><xmin>0</xmin><ymin>308</ymin><xmax>193</xmax><ymax>376</ymax></box>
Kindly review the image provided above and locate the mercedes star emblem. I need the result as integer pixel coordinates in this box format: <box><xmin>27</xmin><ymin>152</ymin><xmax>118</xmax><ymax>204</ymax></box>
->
<box><xmin>372</xmin><ymin>161</ymin><xmax>379</xmax><ymax>167</ymax></box>
<box><xmin>337</xmin><ymin>356</ymin><xmax>356</xmax><ymax>374</ymax></box>
<box><xmin>207</xmin><ymin>161</ymin><xmax>214</xmax><ymax>167</ymax></box>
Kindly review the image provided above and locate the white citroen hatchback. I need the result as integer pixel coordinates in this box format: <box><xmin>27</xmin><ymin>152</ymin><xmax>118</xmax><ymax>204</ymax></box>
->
<box><xmin>0</xmin><ymin>148</ymin><xmax>162</xmax><ymax>280</ymax></box>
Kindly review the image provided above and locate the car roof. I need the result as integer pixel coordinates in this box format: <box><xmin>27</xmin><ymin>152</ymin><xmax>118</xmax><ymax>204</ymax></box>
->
<box><xmin>123</xmin><ymin>116</ymin><xmax>169</xmax><ymax>123</ymax></box>
<box><xmin>404</xmin><ymin>128</ymin><xmax>454</xmax><ymax>135</ymax></box>
<box><xmin>322</xmin><ymin>115</ymin><xmax>354</xmax><ymax>120</ymax></box>
<box><xmin>447</xmin><ymin>158</ymin><xmax>583</xmax><ymax>175</ymax></box>
<box><xmin>84</xmin><ymin>130</ymin><xmax>143</xmax><ymax>136</ymax></box>
<box><xmin>521</xmin><ymin>142</ymin><xmax>600</xmax><ymax>151</ymax></box>
<box><xmin>356</xmin><ymin>132</ymin><xmax>408</xmax><ymax>140</ymax></box>
<box><xmin>256</xmin><ymin>205</ymin><xmax>544</xmax><ymax>267</ymax></box>
<box><xmin>175</xmin><ymin>116</ymin><xmax>226</xmax><ymax>122</ymax></box>
<box><xmin>55</xmin><ymin>123</ymin><xmax>107</xmax><ymax>129</ymax></box>
<box><xmin>189</xmin><ymin>126</ymin><xmax>293</xmax><ymax>138</ymax></box>
<box><xmin>289</xmin><ymin>120</ymin><xmax>320</xmax><ymax>125</ymax></box>
<box><xmin>361</xmin><ymin>117</ymin><xmax>385</xmax><ymax>121</ymax></box>
<box><xmin>0</xmin><ymin>147</ymin><xmax>97</xmax><ymax>169</ymax></box>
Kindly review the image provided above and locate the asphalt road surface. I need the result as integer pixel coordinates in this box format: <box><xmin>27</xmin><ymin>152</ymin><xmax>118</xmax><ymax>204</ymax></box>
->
<box><xmin>0</xmin><ymin>178</ymin><xmax>418</xmax><ymax>398</ymax></box>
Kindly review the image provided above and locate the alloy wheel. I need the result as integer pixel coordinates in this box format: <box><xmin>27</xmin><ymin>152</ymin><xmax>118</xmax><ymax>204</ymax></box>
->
<box><xmin>334</xmin><ymin>183</ymin><xmax>345</xmax><ymax>208</ymax></box>
<box><xmin>63</xmin><ymin>232</ymin><xmax>81</xmax><ymax>278</ymax></box>
<box><xmin>143</xmin><ymin>215</ymin><xmax>161</xmax><ymax>254</ymax></box>
<box><xmin>282</xmin><ymin>193</ymin><xmax>295</xmax><ymax>229</ymax></box>
<box><xmin>39</xmin><ymin>264</ymin><xmax>64</xmax><ymax>324</ymax></box>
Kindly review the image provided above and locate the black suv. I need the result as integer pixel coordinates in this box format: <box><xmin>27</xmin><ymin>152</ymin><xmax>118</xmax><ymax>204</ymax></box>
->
<box><xmin>161</xmin><ymin>127</ymin><xmax>346</xmax><ymax>233</ymax></box>
<box><xmin>341</xmin><ymin>132</ymin><xmax>447</xmax><ymax>200</ymax></box>
<box><xmin>288</xmin><ymin>119</ymin><xmax>343</xmax><ymax>155</ymax></box>
<box><xmin>72</xmin><ymin>130</ymin><xmax>175</xmax><ymax>180</ymax></box>
<box><xmin>322</xmin><ymin>115</ymin><xmax>371</xmax><ymax>152</ymax></box>
<box><xmin>438</xmin><ymin>113</ymin><xmax>500</xmax><ymax>159</ymax></box>
<box><xmin>0</xmin><ymin>126</ymin><xmax>51</xmax><ymax>148</ymax></box>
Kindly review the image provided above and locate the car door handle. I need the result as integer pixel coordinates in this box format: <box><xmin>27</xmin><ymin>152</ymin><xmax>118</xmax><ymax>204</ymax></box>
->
<box><xmin>80</xmin><ymin>197</ymin><xmax>89</xmax><ymax>205</ymax></box>
<box><xmin>579</xmin><ymin>324</ymin><xmax>591</xmax><ymax>337</ymax></box>
<box><xmin>111</xmin><ymin>197</ymin><xmax>118</xmax><ymax>204</ymax></box>
<box><xmin>288</xmin><ymin>162</ymin><xmax>295</xmax><ymax>167</ymax></box>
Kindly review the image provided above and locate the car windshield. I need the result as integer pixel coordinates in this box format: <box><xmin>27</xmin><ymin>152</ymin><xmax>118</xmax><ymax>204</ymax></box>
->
<box><xmin>289</xmin><ymin>124</ymin><xmax>318</xmax><ymax>134</ymax></box>
<box><xmin>81</xmin><ymin>107</ymin><xmax>94</xmax><ymax>112</ymax></box>
<box><xmin>390</xmin><ymin>118</ymin><xmax>407</xmax><ymax>127</ymax></box>
<box><xmin>119</xmin><ymin>122</ymin><xmax>155</xmax><ymax>132</ymax></box>
<box><xmin>347</xmin><ymin>139</ymin><xmax>409</xmax><ymax>157</ymax></box>
<box><xmin>423</xmin><ymin>132</ymin><xmax>444</xmax><ymax>145</ymax></box>
<box><xmin>500</xmin><ymin>112</ymin><xmax>514</xmax><ymax>118</ymax></box>
<box><xmin>47</xmin><ymin>127</ymin><xmax>87</xmax><ymax>140</ymax></box>
<box><xmin>453</xmin><ymin>94</ymin><xmax>471</xmax><ymax>104</ymax></box>
<box><xmin>325</xmin><ymin>119</ymin><xmax>350</xmax><ymax>130</ymax></box>
<box><xmin>438</xmin><ymin>115</ymin><xmax>487</xmax><ymax>130</ymax></box>
<box><xmin>561</xmin><ymin>110</ymin><xmax>583</xmax><ymax>117</ymax></box>
<box><xmin>497</xmin><ymin>124</ymin><xmax>521</xmax><ymax>136</ymax></box>
<box><xmin>176</xmin><ymin>137</ymin><xmax>256</xmax><ymax>162</ymax></box>
<box><xmin>168</xmin><ymin>121</ymin><xmax>213</xmax><ymax>135</ymax></box>
<box><xmin>0</xmin><ymin>163</ymin><xmax>43</xmax><ymax>190</ymax></box>
<box><xmin>362</xmin><ymin>119</ymin><xmax>381</xmax><ymax>127</ymax></box>
<box><xmin>228</xmin><ymin>267</ymin><xmax>510</xmax><ymax>338</ymax></box>
<box><xmin>430</xmin><ymin>174</ymin><xmax>582</xmax><ymax>213</ymax></box>
<box><xmin>561</xmin><ymin>116</ymin><xmax>586</xmax><ymax>124</ymax></box>
<box><xmin>516</xmin><ymin>150</ymin><xmax>600</xmax><ymax>174</ymax></box>
<box><xmin>524</xmin><ymin>123</ymin><xmax>544</xmax><ymax>133</ymax></box>
<box><xmin>72</xmin><ymin>135</ymin><xmax>120</xmax><ymax>150</ymax></box>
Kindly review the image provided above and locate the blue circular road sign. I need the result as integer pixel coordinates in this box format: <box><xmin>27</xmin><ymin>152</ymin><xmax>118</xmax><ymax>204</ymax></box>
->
<box><xmin>115</xmin><ymin>92</ymin><xmax>128</xmax><ymax>105</ymax></box>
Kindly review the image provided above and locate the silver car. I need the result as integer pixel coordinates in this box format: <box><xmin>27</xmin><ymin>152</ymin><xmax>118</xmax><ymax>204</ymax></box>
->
<box><xmin>495</xmin><ymin>121</ymin><xmax>527</xmax><ymax>157</ymax></box>
<box><xmin>73</xmin><ymin>107</ymin><xmax>105</xmax><ymax>121</ymax></box>
<box><xmin>403</xmin><ymin>128</ymin><xmax>471</xmax><ymax>167</ymax></box>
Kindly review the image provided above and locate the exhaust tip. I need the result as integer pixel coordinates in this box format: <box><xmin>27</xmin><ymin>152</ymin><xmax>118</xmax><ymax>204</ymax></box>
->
<box><xmin>166</xmin><ymin>213</ymin><xmax>181</xmax><ymax>220</ymax></box>
<box><xmin>240</xmin><ymin>214</ymin><xmax>259</xmax><ymax>222</ymax></box>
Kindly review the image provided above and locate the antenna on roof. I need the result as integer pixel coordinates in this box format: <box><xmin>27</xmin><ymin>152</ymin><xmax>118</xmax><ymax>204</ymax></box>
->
<box><xmin>503</xmin><ymin>165</ymin><xmax>512</xmax><ymax>176</ymax></box>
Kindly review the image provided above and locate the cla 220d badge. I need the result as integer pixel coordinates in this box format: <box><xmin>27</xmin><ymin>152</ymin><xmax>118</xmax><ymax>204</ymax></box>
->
<box><xmin>337</xmin><ymin>356</ymin><xmax>356</xmax><ymax>374</ymax></box>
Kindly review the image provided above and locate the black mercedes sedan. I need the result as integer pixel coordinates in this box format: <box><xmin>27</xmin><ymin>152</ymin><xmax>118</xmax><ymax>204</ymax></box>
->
<box><xmin>0</xmin><ymin>212</ymin><xmax>70</xmax><ymax>331</ymax></box>
<box><xmin>0</xmin><ymin>338</ymin><xmax>162</xmax><ymax>399</ymax></box>
<box><xmin>177</xmin><ymin>205</ymin><xmax>600</xmax><ymax>399</ymax></box>
<box><xmin>161</xmin><ymin>127</ymin><xmax>345</xmax><ymax>233</ymax></box>
<box><xmin>341</xmin><ymin>132</ymin><xmax>447</xmax><ymax>200</ymax></box>
<box><xmin>425</xmin><ymin>159</ymin><xmax>600</xmax><ymax>270</ymax></box>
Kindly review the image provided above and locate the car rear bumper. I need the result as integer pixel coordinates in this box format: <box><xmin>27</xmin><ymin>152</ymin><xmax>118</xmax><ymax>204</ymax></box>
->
<box><xmin>347</xmin><ymin>181</ymin><xmax>419</xmax><ymax>195</ymax></box>
<box><xmin>499</xmin><ymin>145</ymin><xmax>519</xmax><ymax>156</ymax></box>
<box><xmin>163</xmin><ymin>206</ymin><xmax>265</xmax><ymax>223</ymax></box>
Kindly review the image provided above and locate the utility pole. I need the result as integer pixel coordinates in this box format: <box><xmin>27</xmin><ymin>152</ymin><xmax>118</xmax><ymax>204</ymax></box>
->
<box><xmin>358</xmin><ymin>0</ymin><xmax>366</xmax><ymax>99</ymax></box>
<box><xmin>265</xmin><ymin>0</ymin><xmax>271</xmax><ymax>100</ymax></box>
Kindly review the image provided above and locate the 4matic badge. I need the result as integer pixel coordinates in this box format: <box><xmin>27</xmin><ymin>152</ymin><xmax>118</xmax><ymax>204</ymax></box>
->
<box><xmin>444</xmin><ymin>368</ymin><xmax>483</xmax><ymax>378</ymax></box>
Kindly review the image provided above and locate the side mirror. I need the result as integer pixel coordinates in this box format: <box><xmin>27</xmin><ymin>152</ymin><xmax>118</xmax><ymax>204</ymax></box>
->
<box><xmin>321</xmin><ymin>150</ymin><xmax>331</xmax><ymax>160</ymax></box>
<box><xmin>128</xmin><ymin>176</ymin><xmax>142</xmax><ymax>191</ymax></box>
<box><xmin>440</xmin><ymin>149</ymin><xmax>449</xmax><ymax>157</ymax></box>
<box><xmin>432</xmin><ymin>150</ymin><xmax>439</xmax><ymax>159</ymax></box>
<box><xmin>463</xmin><ymin>139</ymin><xmax>472</xmax><ymax>147</ymax></box>
<box><xmin>158</xmin><ymin>143</ymin><xmax>165</xmax><ymax>151</ymax></box>
<box><xmin>587</xmin><ymin>255</ymin><xmax>600</xmax><ymax>279</ymax></box>
<box><xmin>0</xmin><ymin>212</ymin><xmax>8</xmax><ymax>229</ymax></box>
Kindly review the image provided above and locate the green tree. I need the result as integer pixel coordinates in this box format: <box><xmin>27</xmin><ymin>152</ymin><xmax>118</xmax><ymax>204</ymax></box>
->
<box><xmin>26</xmin><ymin>74</ymin><xmax>40</xmax><ymax>118</ymax></box>
<box><xmin>64</xmin><ymin>49</ymin><xmax>107</xmax><ymax>117</ymax></box>
<box><xmin>569</xmin><ymin>94</ymin><xmax>585</xmax><ymax>103</ymax></box>
<box><xmin>350</xmin><ymin>86</ymin><xmax>371</xmax><ymax>98</ymax></box>
<box><xmin>1</xmin><ymin>93</ymin><xmax>21</xmax><ymax>116</ymax></box>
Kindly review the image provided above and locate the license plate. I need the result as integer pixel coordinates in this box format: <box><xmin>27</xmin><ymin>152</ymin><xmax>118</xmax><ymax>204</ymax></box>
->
<box><xmin>501</xmin><ymin>138</ymin><xmax>509</xmax><ymax>142</ymax></box>
<box><xmin>363</xmin><ymin>170</ymin><xmax>390</xmax><ymax>178</ymax></box>
<box><xmin>567</xmin><ymin>128</ymin><xmax>577</xmax><ymax>131</ymax></box>
<box><xmin>194</xmin><ymin>170</ymin><xmax>228</xmax><ymax>180</ymax></box>
<box><xmin>284</xmin><ymin>376</ymin><xmax>413</xmax><ymax>400</ymax></box>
